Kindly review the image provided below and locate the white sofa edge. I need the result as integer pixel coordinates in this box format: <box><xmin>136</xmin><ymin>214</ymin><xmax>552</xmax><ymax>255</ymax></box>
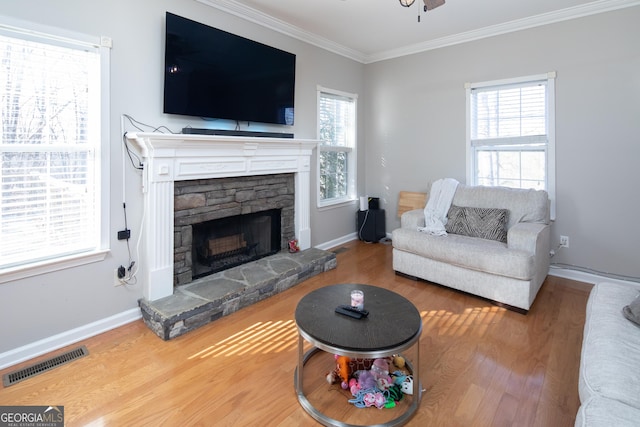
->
<box><xmin>576</xmin><ymin>281</ymin><xmax>640</xmax><ymax>426</ymax></box>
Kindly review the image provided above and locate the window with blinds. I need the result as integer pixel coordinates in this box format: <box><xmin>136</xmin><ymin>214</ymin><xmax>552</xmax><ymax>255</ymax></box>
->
<box><xmin>0</xmin><ymin>26</ymin><xmax>103</xmax><ymax>270</ymax></box>
<box><xmin>466</xmin><ymin>73</ymin><xmax>556</xmax><ymax>217</ymax></box>
<box><xmin>317</xmin><ymin>88</ymin><xmax>357</xmax><ymax>206</ymax></box>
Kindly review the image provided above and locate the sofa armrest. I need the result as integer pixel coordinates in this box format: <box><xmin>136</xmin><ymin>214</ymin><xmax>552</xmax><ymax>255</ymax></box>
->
<box><xmin>508</xmin><ymin>222</ymin><xmax>549</xmax><ymax>254</ymax></box>
<box><xmin>401</xmin><ymin>209</ymin><xmax>425</xmax><ymax>229</ymax></box>
<box><xmin>509</xmin><ymin>222</ymin><xmax>551</xmax><ymax>293</ymax></box>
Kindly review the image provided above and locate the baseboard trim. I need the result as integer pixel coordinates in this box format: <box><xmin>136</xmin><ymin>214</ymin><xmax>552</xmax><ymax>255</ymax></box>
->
<box><xmin>315</xmin><ymin>232</ymin><xmax>358</xmax><ymax>251</ymax></box>
<box><xmin>548</xmin><ymin>265</ymin><xmax>639</xmax><ymax>286</ymax></box>
<box><xmin>0</xmin><ymin>308</ymin><xmax>141</xmax><ymax>370</ymax></box>
<box><xmin>548</xmin><ymin>267</ymin><xmax>598</xmax><ymax>284</ymax></box>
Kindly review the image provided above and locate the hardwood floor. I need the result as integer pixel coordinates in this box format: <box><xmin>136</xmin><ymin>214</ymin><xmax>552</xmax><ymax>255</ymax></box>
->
<box><xmin>0</xmin><ymin>240</ymin><xmax>592</xmax><ymax>426</ymax></box>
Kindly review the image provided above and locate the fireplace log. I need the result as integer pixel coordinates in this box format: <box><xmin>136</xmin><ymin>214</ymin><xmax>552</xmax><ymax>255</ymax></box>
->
<box><xmin>206</xmin><ymin>234</ymin><xmax>247</xmax><ymax>257</ymax></box>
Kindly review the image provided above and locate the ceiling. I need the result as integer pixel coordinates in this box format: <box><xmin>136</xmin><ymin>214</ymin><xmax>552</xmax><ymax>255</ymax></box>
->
<box><xmin>197</xmin><ymin>0</ymin><xmax>640</xmax><ymax>63</ymax></box>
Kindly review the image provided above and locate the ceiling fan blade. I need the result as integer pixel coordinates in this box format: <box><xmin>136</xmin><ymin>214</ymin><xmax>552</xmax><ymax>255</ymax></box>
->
<box><xmin>423</xmin><ymin>0</ymin><xmax>445</xmax><ymax>11</ymax></box>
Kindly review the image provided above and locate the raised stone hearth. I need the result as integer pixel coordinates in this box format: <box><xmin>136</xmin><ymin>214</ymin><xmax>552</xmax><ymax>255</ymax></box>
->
<box><xmin>139</xmin><ymin>248</ymin><xmax>336</xmax><ymax>340</ymax></box>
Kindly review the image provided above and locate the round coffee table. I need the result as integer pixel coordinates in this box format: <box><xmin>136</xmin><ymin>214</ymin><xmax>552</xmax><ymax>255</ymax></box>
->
<box><xmin>294</xmin><ymin>283</ymin><xmax>422</xmax><ymax>426</ymax></box>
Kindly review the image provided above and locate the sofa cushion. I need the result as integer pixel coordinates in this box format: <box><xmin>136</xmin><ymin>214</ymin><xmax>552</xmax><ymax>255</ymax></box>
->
<box><xmin>579</xmin><ymin>281</ymin><xmax>640</xmax><ymax>408</ymax></box>
<box><xmin>451</xmin><ymin>184</ymin><xmax>549</xmax><ymax>230</ymax></box>
<box><xmin>391</xmin><ymin>228</ymin><xmax>534</xmax><ymax>280</ymax></box>
<box><xmin>575</xmin><ymin>396</ymin><xmax>640</xmax><ymax>427</ymax></box>
<box><xmin>445</xmin><ymin>205</ymin><xmax>508</xmax><ymax>243</ymax></box>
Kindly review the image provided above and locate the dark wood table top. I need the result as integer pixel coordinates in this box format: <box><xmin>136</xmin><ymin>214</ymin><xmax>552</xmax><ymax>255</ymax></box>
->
<box><xmin>295</xmin><ymin>283</ymin><xmax>421</xmax><ymax>353</ymax></box>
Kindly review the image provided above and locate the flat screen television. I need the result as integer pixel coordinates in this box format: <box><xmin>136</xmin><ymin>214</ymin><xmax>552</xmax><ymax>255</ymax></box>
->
<box><xmin>163</xmin><ymin>12</ymin><xmax>296</xmax><ymax>126</ymax></box>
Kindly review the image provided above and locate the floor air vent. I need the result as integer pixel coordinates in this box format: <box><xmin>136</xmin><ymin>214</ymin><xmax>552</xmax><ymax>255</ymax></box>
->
<box><xmin>3</xmin><ymin>345</ymin><xmax>89</xmax><ymax>387</ymax></box>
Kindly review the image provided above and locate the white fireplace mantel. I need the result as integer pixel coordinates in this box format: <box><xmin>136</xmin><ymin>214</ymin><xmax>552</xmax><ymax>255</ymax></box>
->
<box><xmin>126</xmin><ymin>132</ymin><xmax>318</xmax><ymax>301</ymax></box>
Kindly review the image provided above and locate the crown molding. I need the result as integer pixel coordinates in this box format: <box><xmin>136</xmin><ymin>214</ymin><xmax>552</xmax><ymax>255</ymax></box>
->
<box><xmin>370</xmin><ymin>0</ymin><xmax>640</xmax><ymax>63</ymax></box>
<box><xmin>195</xmin><ymin>0</ymin><xmax>368</xmax><ymax>63</ymax></box>
<box><xmin>197</xmin><ymin>0</ymin><xmax>640</xmax><ymax>64</ymax></box>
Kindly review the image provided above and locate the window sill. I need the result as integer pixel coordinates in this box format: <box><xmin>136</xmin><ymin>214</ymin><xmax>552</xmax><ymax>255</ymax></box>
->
<box><xmin>0</xmin><ymin>249</ymin><xmax>110</xmax><ymax>284</ymax></box>
<box><xmin>317</xmin><ymin>198</ymin><xmax>358</xmax><ymax>211</ymax></box>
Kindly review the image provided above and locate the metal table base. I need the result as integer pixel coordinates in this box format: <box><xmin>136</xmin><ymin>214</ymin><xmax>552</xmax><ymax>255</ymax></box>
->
<box><xmin>294</xmin><ymin>334</ymin><xmax>422</xmax><ymax>427</ymax></box>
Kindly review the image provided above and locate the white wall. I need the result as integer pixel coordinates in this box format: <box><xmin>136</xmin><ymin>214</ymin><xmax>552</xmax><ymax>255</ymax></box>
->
<box><xmin>364</xmin><ymin>7</ymin><xmax>640</xmax><ymax>279</ymax></box>
<box><xmin>0</xmin><ymin>0</ymin><xmax>365</xmax><ymax>362</ymax></box>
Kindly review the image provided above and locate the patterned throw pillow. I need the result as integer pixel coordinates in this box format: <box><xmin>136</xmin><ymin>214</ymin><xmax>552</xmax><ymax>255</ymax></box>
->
<box><xmin>445</xmin><ymin>205</ymin><xmax>509</xmax><ymax>243</ymax></box>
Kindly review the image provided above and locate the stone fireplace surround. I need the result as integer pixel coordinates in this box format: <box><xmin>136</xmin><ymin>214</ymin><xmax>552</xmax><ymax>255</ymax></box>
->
<box><xmin>174</xmin><ymin>173</ymin><xmax>295</xmax><ymax>286</ymax></box>
<box><xmin>127</xmin><ymin>132</ymin><xmax>319</xmax><ymax>301</ymax></box>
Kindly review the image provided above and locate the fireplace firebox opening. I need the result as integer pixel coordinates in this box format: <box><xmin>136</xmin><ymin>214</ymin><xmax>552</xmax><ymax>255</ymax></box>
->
<box><xmin>191</xmin><ymin>209</ymin><xmax>281</xmax><ymax>279</ymax></box>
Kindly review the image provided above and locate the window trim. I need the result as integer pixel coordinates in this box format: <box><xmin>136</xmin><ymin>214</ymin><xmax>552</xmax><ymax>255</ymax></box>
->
<box><xmin>0</xmin><ymin>16</ymin><xmax>111</xmax><ymax>284</ymax></box>
<box><xmin>316</xmin><ymin>85</ymin><xmax>358</xmax><ymax>209</ymax></box>
<box><xmin>465</xmin><ymin>72</ymin><xmax>556</xmax><ymax>219</ymax></box>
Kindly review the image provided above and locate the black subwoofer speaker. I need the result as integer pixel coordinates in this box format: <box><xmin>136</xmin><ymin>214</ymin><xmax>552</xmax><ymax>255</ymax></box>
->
<box><xmin>356</xmin><ymin>209</ymin><xmax>386</xmax><ymax>243</ymax></box>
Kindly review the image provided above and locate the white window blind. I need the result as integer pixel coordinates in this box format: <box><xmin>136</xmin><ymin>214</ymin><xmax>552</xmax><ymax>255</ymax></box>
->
<box><xmin>318</xmin><ymin>88</ymin><xmax>357</xmax><ymax>205</ymax></box>
<box><xmin>471</xmin><ymin>81</ymin><xmax>547</xmax><ymax>143</ymax></box>
<box><xmin>0</xmin><ymin>29</ymin><xmax>101</xmax><ymax>269</ymax></box>
<box><xmin>467</xmin><ymin>73</ymin><xmax>556</xmax><ymax>218</ymax></box>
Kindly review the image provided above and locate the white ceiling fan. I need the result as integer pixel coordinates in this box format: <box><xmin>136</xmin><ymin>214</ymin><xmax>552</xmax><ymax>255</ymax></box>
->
<box><xmin>399</xmin><ymin>0</ymin><xmax>446</xmax><ymax>11</ymax></box>
<box><xmin>398</xmin><ymin>0</ymin><xmax>446</xmax><ymax>22</ymax></box>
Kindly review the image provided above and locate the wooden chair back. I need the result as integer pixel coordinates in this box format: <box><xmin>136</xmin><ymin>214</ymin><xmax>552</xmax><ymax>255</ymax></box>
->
<box><xmin>397</xmin><ymin>191</ymin><xmax>427</xmax><ymax>217</ymax></box>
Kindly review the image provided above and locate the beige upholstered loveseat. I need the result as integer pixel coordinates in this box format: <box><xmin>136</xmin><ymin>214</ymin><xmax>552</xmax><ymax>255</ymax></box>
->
<box><xmin>392</xmin><ymin>184</ymin><xmax>551</xmax><ymax>312</ymax></box>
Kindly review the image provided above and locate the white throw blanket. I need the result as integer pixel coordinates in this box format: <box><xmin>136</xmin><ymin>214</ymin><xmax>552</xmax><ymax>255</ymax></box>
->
<box><xmin>418</xmin><ymin>178</ymin><xmax>459</xmax><ymax>235</ymax></box>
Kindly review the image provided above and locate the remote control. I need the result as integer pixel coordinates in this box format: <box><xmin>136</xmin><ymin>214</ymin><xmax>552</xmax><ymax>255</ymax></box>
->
<box><xmin>335</xmin><ymin>305</ymin><xmax>369</xmax><ymax>319</ymax></box>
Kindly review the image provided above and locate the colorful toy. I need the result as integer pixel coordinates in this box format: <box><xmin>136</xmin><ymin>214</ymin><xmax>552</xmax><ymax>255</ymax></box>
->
<box><xmin>349</xmin><ymin>384</ymin><xmax>404</xmax><ymax>409</ymax></box>
<box><xmin>391</xmin><ymin>370</ymin><xmax>407</xmax><ymax>385</ymax></box>
<box><xmin>326</xmin><ymin>355</ymin><xmax>351</xmax><ymax>389</ymax></box>
<box><xmin>328</xmin><ymin>354</ymin><xmax>411</xmax><ymax>409</ymax></box>
<box><xmin>367</xmin><ymin>391</ymin><xmax>387</xmax><ymax>409</ymax></box>
<box><xmin>326</xmin><ymin>356</ymin><xmax>376</xmax><ymax>388</ymax></box>
<box><xmin>393</xmin><ymin>354</ymin><xmax>406</xmax><ymax>369</ymax></box>
<box><xmin>385</xmin><ymin>384</ymin><xmax>405</xmax><ymax>408</ymax></box>
<box><xmin>348</xmin><ymin>378</ymin><xmax>358</xmax><ymax>394</ymax></box>
<box><xmin>350</xmin><ymin>370</ymin><xmax>377</xmax><ymax>395</ymax></box>
<box><xmin>288</xmin><ymin>238</ymin><xmax>300</xmax><ymax>253</ymax></box>
<box><xmin>370</xmin><ymin>358</ymin><xmax>393</xmax><ymax>390</ymax></box>
<box><xmin>400</xmin><ymin>375</ymin><xmax>414</xmax><ymax>395</ymax></box>
<box><xmin>349</xmin><ymin>388</ymin><xmax>387</xmax><ymax>409</ymax></box>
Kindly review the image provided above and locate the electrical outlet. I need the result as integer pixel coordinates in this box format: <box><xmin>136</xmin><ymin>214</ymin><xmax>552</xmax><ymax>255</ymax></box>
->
<box><xmin>113</xmin><ymin>267</ymin><xmax>125</xmax><ymax>286</ymax></box>
<box><xmin>560</xmin><ymin>235</ymin><xmax>569</xmax><ymax>248</ymax></box>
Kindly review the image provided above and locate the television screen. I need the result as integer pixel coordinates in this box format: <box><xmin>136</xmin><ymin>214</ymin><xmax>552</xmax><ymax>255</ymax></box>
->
<box><xmin>163</xmin><ymin>12</ymin><xmax>296</xmax><ymax>126</ymax></box>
